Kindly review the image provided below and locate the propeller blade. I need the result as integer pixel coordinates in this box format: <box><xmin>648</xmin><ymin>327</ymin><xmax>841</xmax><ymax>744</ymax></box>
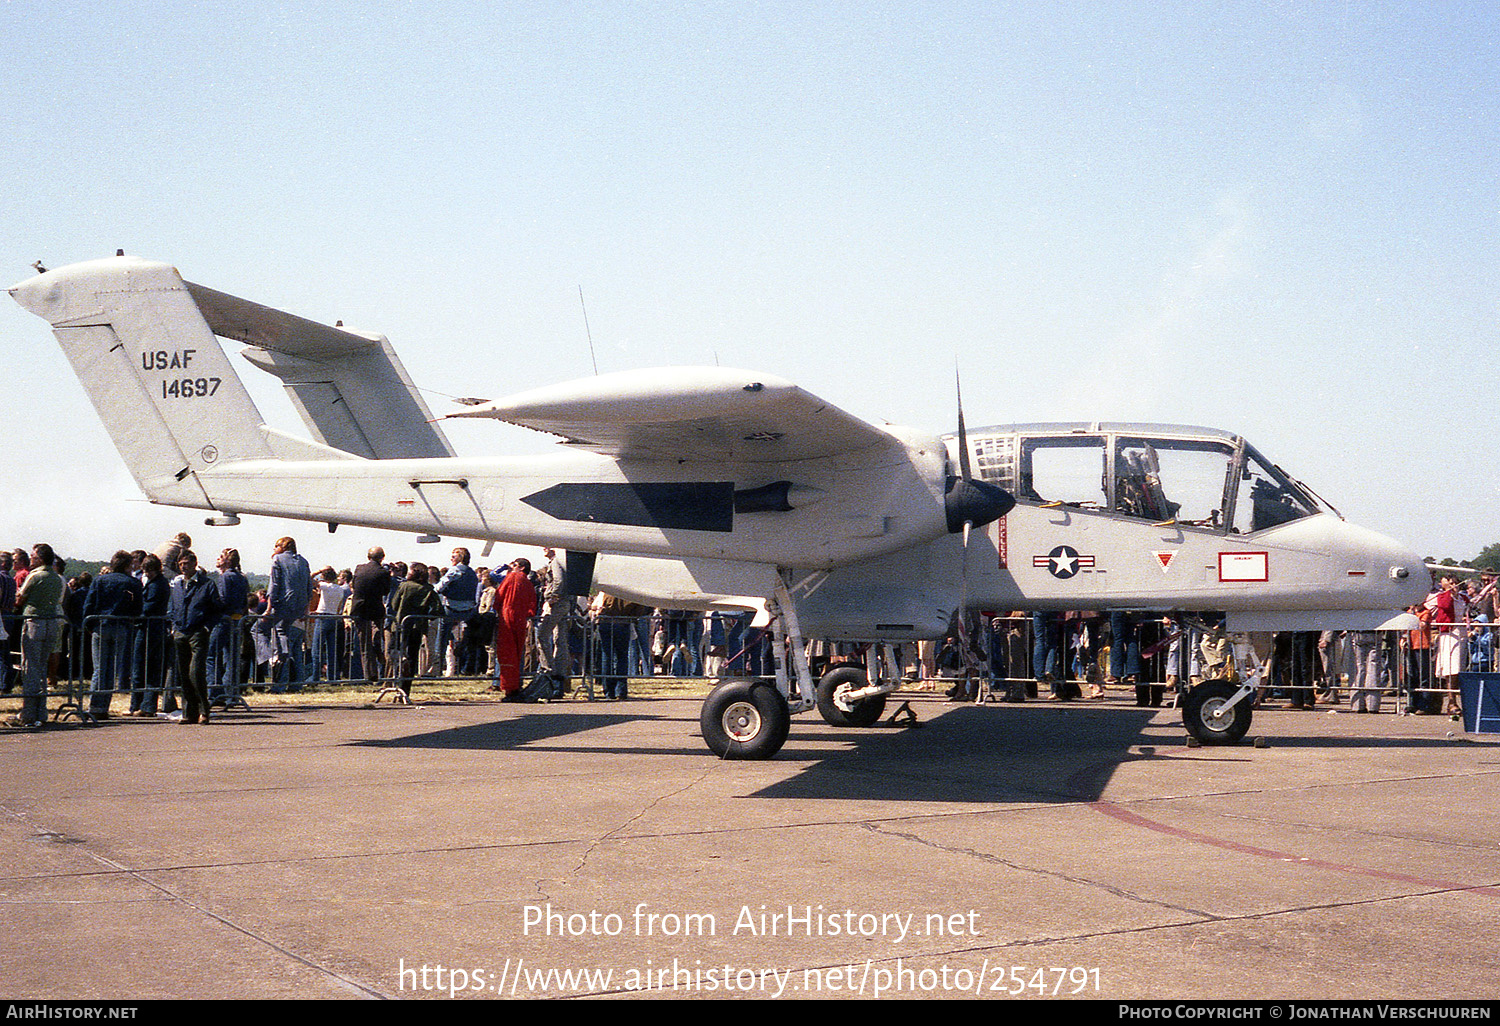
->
<box><xmin>944</xmin><ymin>368</ymin><xmax>1015</xmax><ymax>532</ymax></box>
<box><xmin>956</xmin><ymin>516</ymin><xmax>975</xmax><ymax>699</ymax></box>
<box><xmin>955</xmin><ymin>367</ymin><xmax>973</xmax><ymax>482</ymax></box>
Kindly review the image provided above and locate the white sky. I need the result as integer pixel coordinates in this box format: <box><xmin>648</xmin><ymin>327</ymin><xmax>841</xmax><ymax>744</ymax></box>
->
<box><xmin>2</xmin><ymin>1</ymin><xmax>1496</xmax><ymax>572</ymax></box>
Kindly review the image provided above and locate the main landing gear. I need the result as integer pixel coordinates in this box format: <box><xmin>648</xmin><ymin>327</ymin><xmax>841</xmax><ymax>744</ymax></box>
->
<box><xmin>697</xmin><ymin>576</ymin><xmax>902</xmax><ymax>759</ymax></box>
<box><xmin>700</xmin><ymin>679</ymin><xmax>790</xmax><ymax>760</ymax></box>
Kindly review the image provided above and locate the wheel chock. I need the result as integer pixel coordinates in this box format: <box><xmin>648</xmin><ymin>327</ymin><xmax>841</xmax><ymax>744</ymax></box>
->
<box><xmin>887</xmin><ymin>701</ymin><xmax>922</xmax><ymax>728</ymax></box>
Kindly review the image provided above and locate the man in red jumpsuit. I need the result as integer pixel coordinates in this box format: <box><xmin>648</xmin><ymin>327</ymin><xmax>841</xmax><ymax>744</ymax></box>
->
<box><xmin>493</xmin><ymin>558</ymin><xmax>538</xmax><ymax>700</ymax></box>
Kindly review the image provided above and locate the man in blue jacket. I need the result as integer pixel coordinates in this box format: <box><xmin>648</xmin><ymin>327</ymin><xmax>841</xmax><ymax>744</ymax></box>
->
<box><xmin>130</xmin><ymin>554</ymin><xmax>171</xmax><ymax>716</ymax></box>
<box><xmin>84</xmin><ymin>550</ymin><xmax>142</xmax><ymax>720</ymax></box>
<box><xmin>435</xmin><ymin>547</ymin><xmax>479</xmax><ymax>676</ymax></box>
<box><xmin>169</xmin><ymin>550</ymin><xmax>223</xmax><ymax>724</ymax></box>
<box><xmin>209</xmin><ymin>547</ymin><xmax>249</xmax><ymax>707</ymax></box>
<box><xmin>257</xmin><ymin>537</ymin><xmax>311</xmax><ymax>692</ymax></box>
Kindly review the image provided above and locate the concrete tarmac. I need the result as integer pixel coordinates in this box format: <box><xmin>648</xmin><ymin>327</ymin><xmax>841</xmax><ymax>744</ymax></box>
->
<box><xmin>1</xmin><ymin>691</ymin><xmax>1496</xmax><ymax>1001</ymax></box>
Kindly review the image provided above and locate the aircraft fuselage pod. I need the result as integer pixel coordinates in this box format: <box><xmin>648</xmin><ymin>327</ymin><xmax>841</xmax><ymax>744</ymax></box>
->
<box><xmin>953</xmin><ymin>423</ymin><xmax>1427</xmax><ymax>633</ymax></box>
<box><xmin>594</xmin><ymin>424</ymin><xmax>1426</xmax><ymax>639</ymax></box>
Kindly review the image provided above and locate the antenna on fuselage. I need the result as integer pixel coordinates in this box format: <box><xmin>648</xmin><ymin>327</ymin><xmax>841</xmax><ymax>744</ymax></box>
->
<box><xmin>578</xmin><ymin>286</ymin><xmax>599</xmax><ymax>376</ymax></box>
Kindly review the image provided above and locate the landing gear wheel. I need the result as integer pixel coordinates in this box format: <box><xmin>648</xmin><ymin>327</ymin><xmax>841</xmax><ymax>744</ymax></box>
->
<box><xmin>700</xmin><ymin>679</ymin><xmax>790</xmax><ymax>760</ymax></box>
<box><xmin>1182</xmin><ymin>681</ymin><xmax>1252</xmax><ymax>745</ymax></box>
<box><xmin>815</xmin><ymin>666</ymin><xmax>887</xmax><ymax>728</ymax></box>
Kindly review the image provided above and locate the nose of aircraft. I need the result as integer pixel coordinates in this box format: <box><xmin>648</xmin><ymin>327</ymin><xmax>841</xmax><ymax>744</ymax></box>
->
<box><xmin>1334</xmin><ymin>518</ymin><xmax>1430</xmax><ymax>608</ymax></box>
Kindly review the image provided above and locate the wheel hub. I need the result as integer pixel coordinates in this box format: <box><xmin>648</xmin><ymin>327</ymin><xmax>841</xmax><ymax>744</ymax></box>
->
<box><xmin>1203</xmin><ymin>699</ymin><xmax>1230</xmax><ymax>725</ymax></box>
<box><xmin>723</xmin><ymin>701</ymin><xmax>762</xmax><ymax>741</ymax></box>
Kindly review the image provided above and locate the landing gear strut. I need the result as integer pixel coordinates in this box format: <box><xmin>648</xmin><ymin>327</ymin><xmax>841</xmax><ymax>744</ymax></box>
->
<box><xmin>696</xmin><ymin>574</ymin><xmax>816</xmax><ymax>760</ymax></box>
<box><xmin>693</xmin><ymin>577</ymin><xmax>909</xmax><ymax>758</ymax></box>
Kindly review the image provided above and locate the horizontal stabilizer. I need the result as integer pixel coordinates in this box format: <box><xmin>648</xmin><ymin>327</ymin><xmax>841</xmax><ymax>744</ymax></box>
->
<box><xmin>186</xmin><ymin>282</ymin><xmax>455</xmax><ymax>460</ymax></box>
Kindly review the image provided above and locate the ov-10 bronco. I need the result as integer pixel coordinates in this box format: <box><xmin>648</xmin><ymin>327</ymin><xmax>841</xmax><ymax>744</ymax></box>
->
<box><xmin>10</xmin><ymin>255</ymin><xmax>1427</xmax><ymax>757</ymax></box>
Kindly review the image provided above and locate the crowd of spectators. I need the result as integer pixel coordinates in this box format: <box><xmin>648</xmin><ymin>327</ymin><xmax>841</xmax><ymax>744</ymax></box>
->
<box><xmin>3</xmin><ymin>532</ymin><xmax>1495</xmax><ymax>730</ymax></box>
<box><xmin>1</xmin><ymin>535</ymin><xmax>536</xmax><ymax>726</ymax></box>
<box><xmin>972</xmin><ymin>568</ymin><xmax>1496</xmax><ymax>715</ymax></box>
<box><xmin>0</xmin><ymin>533</ymin><xmax>785</xmax><ymax>728</ymax></box>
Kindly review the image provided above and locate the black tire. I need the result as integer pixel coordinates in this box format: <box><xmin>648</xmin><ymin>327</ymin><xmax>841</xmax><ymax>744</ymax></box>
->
<box><xmin>815</xmin><ymin>666</ymin><xmax>887</xmax><ymax>727</ymax></box>
<box><xmin>700</xmin><ymin>679</ymin><xmax>790</xmax><ymax>760</ymax></box>
<box><xmin>1182</xmin><ymin>681</ymin><xmax>1252</xmax><ymax>744</ymax></box>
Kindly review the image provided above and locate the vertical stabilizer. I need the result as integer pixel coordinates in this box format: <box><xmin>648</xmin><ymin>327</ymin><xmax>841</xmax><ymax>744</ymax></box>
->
<box><xmin>9</xmin><ymin>256</ymin><xmax>278</xmax><ymax>509</ymax></box>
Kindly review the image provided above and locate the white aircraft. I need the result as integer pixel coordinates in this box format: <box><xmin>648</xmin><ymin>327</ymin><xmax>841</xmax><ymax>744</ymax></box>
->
<box><xmin>10</xmin><ymin>255</ymin><xmax>1429</xmax><ymax>758</ymax></box>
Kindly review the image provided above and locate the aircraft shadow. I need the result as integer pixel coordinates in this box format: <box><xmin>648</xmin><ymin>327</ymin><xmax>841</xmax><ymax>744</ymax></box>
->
<box><xmin>750</xmin><ymin>703</ymin><xmax>1165</xmax><ymax>803</ymax></box>
<box><xmin>349</xmin><ymin>711</ymin><xmax>654</xmax><ymax>751</ymax></box>
<box><xmin>1256</xmin><ymin>733</ymin><xmax>1489</xmax><ymax>750</ymax></box>
<box><xmin>343</xmin><ymin>702</ymin><xmax>1172</xmax><ymax>802</ymax></box>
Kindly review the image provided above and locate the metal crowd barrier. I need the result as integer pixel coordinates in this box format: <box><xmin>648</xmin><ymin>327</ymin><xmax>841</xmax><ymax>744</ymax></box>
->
<box><xmin>921</xmin><ymin>616</ymin><xmax>1472</xmax><ymax>715</ymax></box>
<box><xmin>1</xmin><ymin>613</ymin><xmax>176</xmax><ymax>724</ymax></box>
<box><xmin>570</xmin><ymin>612</ymin><xmax>774</xmax><ymax>693</ymax></box>
<box><xmin>3</xmin><ymin>604</ymin><xmax>1481</xmax><ymax>723</ymax></box>
<box><xmin>1398</xmin><ymin>619</ymin><xmax>1481</xmax><ymax>714</ymax></box>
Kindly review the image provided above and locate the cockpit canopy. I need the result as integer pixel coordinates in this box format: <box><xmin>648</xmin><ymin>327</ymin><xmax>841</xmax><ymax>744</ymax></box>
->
<box><xmin>957</xmin><ymin>423</ymin><xmax>1322</xmax><ymax>535</ymax></box>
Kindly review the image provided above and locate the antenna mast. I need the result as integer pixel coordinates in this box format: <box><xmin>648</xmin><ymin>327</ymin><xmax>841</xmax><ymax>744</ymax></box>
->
<box><xmin>578</xmin><ymin>286</ymin><xmax>599</xmax><ymax>376</ymax></box>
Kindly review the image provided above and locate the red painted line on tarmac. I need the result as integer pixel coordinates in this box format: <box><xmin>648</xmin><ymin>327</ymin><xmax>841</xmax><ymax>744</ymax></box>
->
<box><xmin>1090</xmin><ymin>800</ymin><xmax>1500</xmax><ymax>898</ymax></box>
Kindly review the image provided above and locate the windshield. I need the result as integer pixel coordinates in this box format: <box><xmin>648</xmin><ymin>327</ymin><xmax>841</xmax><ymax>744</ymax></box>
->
<box><xmin>1231</xmin><ymin>447</ymin><xmax>1318</xmax><ymax>534</ymax></box>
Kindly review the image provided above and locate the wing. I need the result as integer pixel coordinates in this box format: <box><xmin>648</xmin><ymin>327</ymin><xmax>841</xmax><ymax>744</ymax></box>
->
<box><xmin>445</xmin><ymin>367</ymin><xmax>899</xmax><ymax>462</ymax></box>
